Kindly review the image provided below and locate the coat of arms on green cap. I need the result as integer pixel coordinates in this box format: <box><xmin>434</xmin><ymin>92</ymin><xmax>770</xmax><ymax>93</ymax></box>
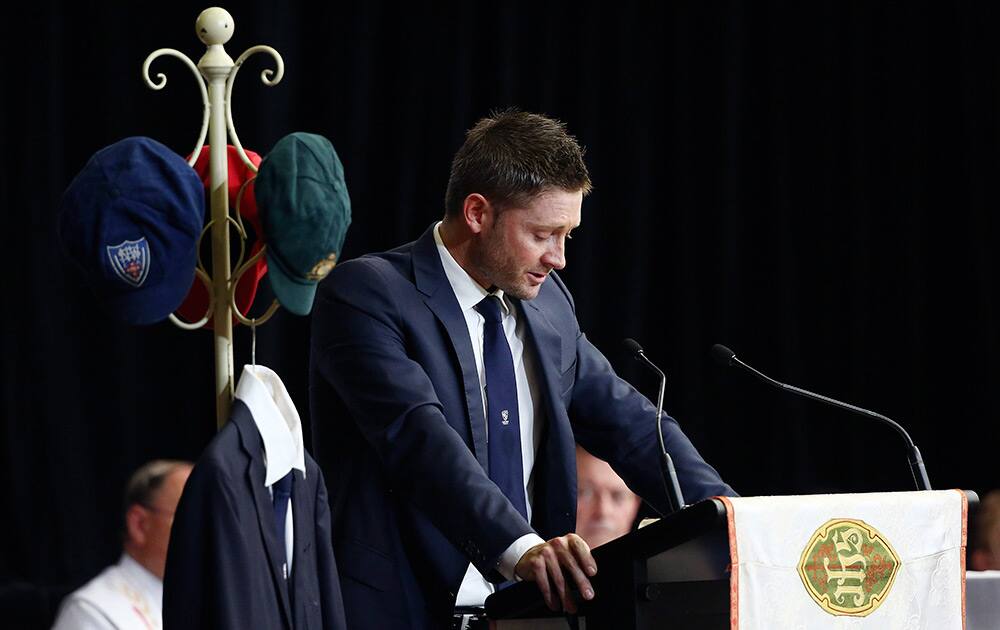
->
<box><xmin>797</xmin><ymin>518</ymin><xmax>900</xmax><ymax>617</ymax></box>
<box><xmin>307</xmin><ymin>252</ymin><xmax>338</xmax><ymax>281</ymax></box>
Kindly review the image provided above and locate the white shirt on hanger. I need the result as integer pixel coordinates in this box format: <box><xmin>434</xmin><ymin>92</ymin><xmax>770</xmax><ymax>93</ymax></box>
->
<box><xmin>235</xmin><ymin>363</ymin><xmax>307</xmax><ymax>575</ymax></box>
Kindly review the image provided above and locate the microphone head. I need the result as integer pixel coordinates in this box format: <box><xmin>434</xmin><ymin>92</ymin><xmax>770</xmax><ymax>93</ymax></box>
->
<box><xmin>623</xmin><ymin>338</ymin><xmax>644</xmax><ymax>358</ymax></box>
<box><xmin>710</xmin><ymin>344</ymin><xmax>737</xmax><ymax>367</ymax></box>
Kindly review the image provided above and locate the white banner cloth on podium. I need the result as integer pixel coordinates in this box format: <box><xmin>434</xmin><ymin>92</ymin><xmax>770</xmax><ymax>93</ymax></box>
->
<box><xmin>719</xmin><ymin>490</ymin><xmax>967</xmax><ymax>630</ymax></box>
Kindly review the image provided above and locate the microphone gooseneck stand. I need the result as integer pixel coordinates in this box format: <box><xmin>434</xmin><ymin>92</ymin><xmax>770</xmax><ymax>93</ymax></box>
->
<box><xmin>624</xmin><ymin>339</ymin><xmax>686</xmax><ymax>514</ymax></box>
<box><xmin>710</xmin><ymin>344</ymin><xmax>931</xmax><ymax>491</ymax></box>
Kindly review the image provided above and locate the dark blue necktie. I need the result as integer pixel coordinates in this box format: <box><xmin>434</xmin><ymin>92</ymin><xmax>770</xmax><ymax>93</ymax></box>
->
<box><xmin>476</xmin><ymin>295</ymin><xmax>528</xmax><ymax>521</ymax></box>
<box><xmin>272</xmin><ymin>471</ymin><xmax>293</xmax><ymax>579</ymax></box>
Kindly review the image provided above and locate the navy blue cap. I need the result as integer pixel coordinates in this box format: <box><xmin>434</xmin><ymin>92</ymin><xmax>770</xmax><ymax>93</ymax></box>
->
<box><xmin>58</xmin><ymin>137</ymin><xmax>205</xmax><ymax>325</ymax></box>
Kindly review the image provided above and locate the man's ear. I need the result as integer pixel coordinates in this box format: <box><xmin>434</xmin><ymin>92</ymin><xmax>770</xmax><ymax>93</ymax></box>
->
<box><xmin>125</xmin><ymin>504</ymin><xmax>148</xmax><ymax>546</ymax></box>
<box><xmin>462</xmin><ymin>194</ymin><xmax>494</xmax><ymax>235</ymax></box>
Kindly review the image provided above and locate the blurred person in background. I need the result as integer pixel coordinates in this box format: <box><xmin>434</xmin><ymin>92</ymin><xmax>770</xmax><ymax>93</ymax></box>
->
<box><xmin>51</xmin><ymin>460</ymin><xmax>192</xmax><ymax>630</ymax></box>
<box><xmin>970</xmin><ymin>490</ymin><xmax>1000</xmax><ymax>571</ymax></box>
<box><xmin>575</xmin><ymin>445</ymin><xmax>642</xmax><ymax>548</ymax></box>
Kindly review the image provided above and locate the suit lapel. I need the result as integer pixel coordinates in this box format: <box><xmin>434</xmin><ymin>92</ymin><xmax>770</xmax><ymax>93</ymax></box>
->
<box><xmin>516</xmin><ymin>298</ymin><xmax>577</xmax><ymax>538</ymax></box>
<box><xmin>411</xmin><ymin>224</ymin><xmax>489</xmax><ymax>471</ymax></box>
<box><xmin>233</xmin><ymin>403</ymin><xmax>294</xmax><ymax>629</ymax></box>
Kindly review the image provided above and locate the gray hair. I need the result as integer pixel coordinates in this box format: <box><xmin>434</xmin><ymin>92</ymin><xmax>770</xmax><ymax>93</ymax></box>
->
<box><xmin>121</xmin><ymin>459</ymin><xmax>191</xmax><ymax>534</ymax></box>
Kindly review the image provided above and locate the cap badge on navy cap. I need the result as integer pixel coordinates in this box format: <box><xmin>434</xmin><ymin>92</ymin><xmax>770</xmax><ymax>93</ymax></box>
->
<box><xmin>106</xmin><ymin>237</ymin><xmax>151</xmax><ymax>287</ymax></box>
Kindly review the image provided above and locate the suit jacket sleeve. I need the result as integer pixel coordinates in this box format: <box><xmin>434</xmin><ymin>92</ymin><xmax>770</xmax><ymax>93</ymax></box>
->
<box><xmin>311</xmin><ymin>259</ymin><xmax>533</xmax><ymax>576</ymax></box>
<box><xmin>163</xmin><ymin>461</ymin><xmax>256</xmax><ymax>630</ymax></box>
<box><xmin>549</xmin><ymin>275</ymin><xmax>737</xmax><ymax>511</ymax></box>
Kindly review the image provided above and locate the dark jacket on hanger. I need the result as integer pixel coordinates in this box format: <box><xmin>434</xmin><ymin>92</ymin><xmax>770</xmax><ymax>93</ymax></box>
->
<box><xmin>162</xmin><ymin>400</ymin><xmax>346</xmax><ymax>630</ymax></box>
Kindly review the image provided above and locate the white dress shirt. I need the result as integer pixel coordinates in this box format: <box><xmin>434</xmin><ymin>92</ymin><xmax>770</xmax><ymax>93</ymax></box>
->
<box><xmin>51</xmin><ymin>553</ymin><xmax>163</xmax><ymax>630</ymax></box>
<box><xmin>235</xmin><ymin>364</ymin><xmax>307</xmax><ymax>576</ymax></box>
<box><xmin>433</xmin><ymin>223</ymin><xmax>547</xmax><ymax>607</ymax></box>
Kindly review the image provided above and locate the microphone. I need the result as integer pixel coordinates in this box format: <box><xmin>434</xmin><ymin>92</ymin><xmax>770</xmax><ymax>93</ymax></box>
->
<box><xmin>711</xmin><ymin>344</ymin><xmax>931</xmax><ymax>491</ymax></box>
<box><xmin>623</xmin><ymin>339</ymin><xmax>685</xmax><ymax>514</ymax></box>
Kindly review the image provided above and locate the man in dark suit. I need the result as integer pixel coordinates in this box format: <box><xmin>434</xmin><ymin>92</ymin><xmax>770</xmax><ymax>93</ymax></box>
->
<box><xmin>310</xmin><ymin>109</ymin><xmax>735</xmax><ymax>629</ymax></box>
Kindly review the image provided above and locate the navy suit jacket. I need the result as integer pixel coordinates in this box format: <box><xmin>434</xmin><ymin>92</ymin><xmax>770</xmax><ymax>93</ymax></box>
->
<box><xmin>309</xmin><ymin>223</ymin><xmax>734</xmax><ymax>629</ymax></box>
<box><xmin>163</xmin><ymin>401</ymin><xmax>347</xmax><ymax>630</ymax></box>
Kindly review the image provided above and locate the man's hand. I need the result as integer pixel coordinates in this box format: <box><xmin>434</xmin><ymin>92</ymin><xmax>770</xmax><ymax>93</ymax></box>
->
<box><xmin>513</xmin><ymin>533</ymin><xmax>597</xmax><ymax>613</ymax></box>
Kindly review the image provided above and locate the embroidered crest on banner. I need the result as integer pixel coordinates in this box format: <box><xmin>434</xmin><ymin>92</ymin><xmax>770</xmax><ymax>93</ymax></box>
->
<box><xmin>107</xmin><ymin>238</ymin><xmax>150</xmax><ymax>288</ymax></box>
<box><xmin>797</xmin><ymin>518</ymin><xmax>900</xmax><ymax>617</ymax></box>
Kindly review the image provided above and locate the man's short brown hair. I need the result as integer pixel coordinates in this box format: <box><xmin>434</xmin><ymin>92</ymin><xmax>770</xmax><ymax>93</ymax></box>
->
<box><xmin>444</xmin><ymin>109</ymin><xmax>592</xmax><ymax>218</ymax></box>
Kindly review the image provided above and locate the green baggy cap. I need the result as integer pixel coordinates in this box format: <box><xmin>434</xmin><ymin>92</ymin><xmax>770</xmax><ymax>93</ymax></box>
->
<box><xmin>256</xmin><ymin>132</ymin><xmax>352</xmax><ymax>316</ymax></box>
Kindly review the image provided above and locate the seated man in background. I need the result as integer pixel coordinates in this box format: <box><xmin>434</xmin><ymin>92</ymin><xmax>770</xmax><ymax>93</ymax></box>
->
<box><xmin>52</xmin><ymin>460</ymin><xmax>192</xmax><ymax>630</ymax></box>
<box><xmin>575</xmin><ymin>445</ymin><xmax>642</xmax><ymax>548</ymax></box>
<box><xmin>970</xmin><ymin>489</ymin><xmax>1000</xmax><ymax>571</ymax></box>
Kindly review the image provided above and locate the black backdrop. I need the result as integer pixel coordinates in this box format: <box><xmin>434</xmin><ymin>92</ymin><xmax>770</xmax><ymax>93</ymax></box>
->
<box><xmin>3</xmin><ymin>1</ymin><xmax>1000</xmax><ymax>624</ymax></box>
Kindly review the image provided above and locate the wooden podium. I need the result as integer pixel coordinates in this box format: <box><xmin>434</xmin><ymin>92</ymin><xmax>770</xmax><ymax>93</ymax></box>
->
<box><xmin>485</xmin><ymin>498</ymin><xmax>731</xmax><ymax>630</ymax></box>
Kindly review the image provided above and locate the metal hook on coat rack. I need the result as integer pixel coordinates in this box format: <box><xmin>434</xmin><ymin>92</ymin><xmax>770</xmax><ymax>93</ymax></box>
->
<box><xmin>142</xmin><ymin>7</ymin><xmax>284</xmax><ymax>429</ymax></box>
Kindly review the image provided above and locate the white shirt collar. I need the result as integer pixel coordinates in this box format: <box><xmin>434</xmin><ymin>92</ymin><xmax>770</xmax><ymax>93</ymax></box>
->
<box><xmin>433</xmin><ymin>221</ymin><xmax>510</xmax><ymax>316</ymax></box>
<box><xmin>235</xmin><ymin>364</ymin><xmax>306</xmax><ymax>486</ymax></box>
<box><xmin>119</xmin><ymin>552</ymin><xmax>163</xmax><ymax>604</ymax></box>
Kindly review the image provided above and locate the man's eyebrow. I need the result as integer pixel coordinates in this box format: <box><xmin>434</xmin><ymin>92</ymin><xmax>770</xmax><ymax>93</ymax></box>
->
<box><xmin>529</xmin><ymin>222</ymin><xmax>580</xmax><ymax>231</ymax></box>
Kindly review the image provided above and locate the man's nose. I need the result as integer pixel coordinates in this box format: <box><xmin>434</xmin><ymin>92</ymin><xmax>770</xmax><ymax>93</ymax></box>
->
<box><xmin>543</xmin><ymin>241</ymin><xmax>566</xmax><ymax>270</ymax></box>
<box><xmin>594</xmin><ymin>493</ymin><xmax>615</xmax><ymax>517</ymax></box>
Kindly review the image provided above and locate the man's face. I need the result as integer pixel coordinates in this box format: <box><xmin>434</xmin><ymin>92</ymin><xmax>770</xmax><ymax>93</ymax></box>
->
<box><xmin>575</xmin><ymin>448</ymin><xmax>641</xmax><ymax>548</ymax></box>
<box><xmin>470</xmin><ymin>188</ymin><xmax>582</xmax><ymax>300</ymax></box>
<box><xmin>139</xmin><ymin>465</ymin><xmax>191</xmax><ymax>579</ymax></box>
